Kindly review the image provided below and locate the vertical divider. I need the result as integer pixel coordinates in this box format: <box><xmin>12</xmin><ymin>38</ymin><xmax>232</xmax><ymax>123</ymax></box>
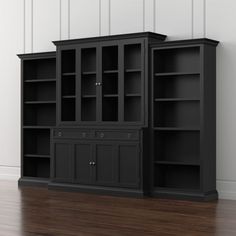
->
<box><xmin>97</xmin><ymin>45</ymin><xmax>102</xmax><ymax>122</ymax></box>
<box><xmin>56</xmin><ymin>49</ymin><xmax>61</xmax><ymax>125</ymax></box>
<box><xmin>76</xmin><ymin>47</ymin><xmax>81</xmax><ymax>122</ymax></box>
<box><xmin>119</xmin><ymin>42</ymin><xmax>124</xmax><ymax>123</ymax></box>
<box><xmin>141</xmin><ymin>40</ymin><xmax>145</xmax><ymax>124</ymax></box>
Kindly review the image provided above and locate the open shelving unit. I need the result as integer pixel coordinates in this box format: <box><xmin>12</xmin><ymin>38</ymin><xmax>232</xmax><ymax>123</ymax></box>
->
<box><xmin>152</xmin><ymin>45</ymin><xmax>202</xmax><ymax>195</ymax></box>
<box><xmin>19</xmin><ymin>52</ymin><xmax>56</xmax><ymax>183</ymax></box>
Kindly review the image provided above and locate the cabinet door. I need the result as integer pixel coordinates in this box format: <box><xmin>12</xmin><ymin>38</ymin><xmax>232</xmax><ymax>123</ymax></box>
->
<box><xmin>122</xmin><ymin>39</ymin><xmax>145</xmax><ymax>124</ymax></box>
<box><xmin>93</xmin><ymin>143</ymin><xmax>116</xmax><ymax>186</ymax></box>
<box><xmin>118</xmin><ymin>144</ymin><xmax>140</xmax><ymax>188</ymax></box>
<box><xmin>74</xmin><ymin>143</ymin><xmax>93</xmax><ymax>184</ymax></box>
<box><xmin>59</xmin><ymin>48</ymin><xmax>76</xmax><ymax>123</ymax></box>
<box><xmin>53</xmin><ymin>142</ymin><xmax>73</xmax><ymax>182</ymax></box>
<box><xmin>79</xmin><ymin>45</ymin><xmax>100</xmax><ymax>122</ymax></box>
<box><xmin>100</xmin><ymin>43</ymin><xmax>119</xmax><ymax>122</ymax></box>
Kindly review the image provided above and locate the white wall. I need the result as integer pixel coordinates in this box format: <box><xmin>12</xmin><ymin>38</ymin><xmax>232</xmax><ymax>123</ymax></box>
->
<box><xmin>1</xmin><ymin>0</ymin><xmax>236</xmax><ymax>199</ymax></box>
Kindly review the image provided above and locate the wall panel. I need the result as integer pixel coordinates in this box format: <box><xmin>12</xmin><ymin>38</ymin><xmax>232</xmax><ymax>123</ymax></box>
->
<box><xmin>0</xmin><ymin>0</ymin><xmax>23</xmax><ymax>168</ymax></box>
<box><xmin>70</xmin><ymin>0</ymin><xmax>99</xmax><ymax>39</ymax></box>
<box><xmin>110</xmin><ymin>0</ymin><xmax>143</xmax><ymax>35</ymax></box>
<box><xmin>156</xmin><ymin>0</ymin><xmax>192</xmax><ymax>40</ymax></box>
<box><xmin>33</xmin><ymin>0</ymin><xmax>60</xmax><ymax>52</ymax></box>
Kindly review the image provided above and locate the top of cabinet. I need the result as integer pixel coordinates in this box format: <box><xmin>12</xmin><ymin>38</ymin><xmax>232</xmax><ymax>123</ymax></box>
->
<box><xmin>53</xmin><ymin>32</ymin><xmax>167</xmax><ymax>46</ymax></box>
<box><xmin>17</xmin><ymin>51</ymin><xmax>56</xmax><ymax>60</ymax></box>
<box><xmin>150</xmin><ymin>38</ymin><xmax>219</xmax><ymax>48</ymax></box>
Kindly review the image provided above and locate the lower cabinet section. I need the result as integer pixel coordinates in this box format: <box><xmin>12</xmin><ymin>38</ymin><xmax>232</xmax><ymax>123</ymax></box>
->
<box><xmin>51</xmin><ymin>128</ymin><xmax>143</xmax><ymax>196</ymax></box>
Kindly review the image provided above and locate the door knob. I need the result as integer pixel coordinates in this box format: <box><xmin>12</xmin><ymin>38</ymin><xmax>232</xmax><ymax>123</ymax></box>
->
<box><xmin>58</xmin><ymin>131</ymin><xmax>62</xmax><ymax>137</ymax></box>
<box><xmin>92</xmin><ymin>162</ymin><xmax>96</xmax><ymax>166</ymax></box>
<box><xmin>89</xmin><ymin>161</ymin><xmax>92</xmax><ymax>165</ymax></box>
<box><xmin>100</xmin><ymin>133</ymin><xmax>104</xmax><ymax>138</ymax></box>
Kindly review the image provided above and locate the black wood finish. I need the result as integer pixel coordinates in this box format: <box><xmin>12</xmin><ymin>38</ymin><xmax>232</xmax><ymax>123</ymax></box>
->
<box><xmin>18</xmin><ymin>33</ymin><xmax>218</xmax><ymax>201</ymax></box>
<box><xmin>18</xmin><ymin>52</ymin><xmax>56</xmax><ymax>186</ymax></box>
<box><xmin>151</xmin><ymin>38</ymin><xmax>219</xmax><ymax>201</ymax></box>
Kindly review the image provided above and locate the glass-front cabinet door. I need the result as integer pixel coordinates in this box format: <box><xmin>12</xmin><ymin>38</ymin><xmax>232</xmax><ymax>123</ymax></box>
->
<box><xmin>60</xmin><ymin>48</ymin><xmax>76</xmax><ymax>123</ymax></box>
<box><xmin>123</xmin><ymin>40</ymin><xmax>144</xmax><ymax>123</ymax></box>
<box><xmin>80</xmin><ymin>46</ymin><xmax>98</xmax><ymax>122</ymax></box>
<box><xmin>58</xmin><ymin>39</ymin><xmax>145</xmax><ymax>125</ymax></box>
<box><xmin>101</xmin><ymin>44</ymin><xmax>119</xmax><ymax>122</ymax></box>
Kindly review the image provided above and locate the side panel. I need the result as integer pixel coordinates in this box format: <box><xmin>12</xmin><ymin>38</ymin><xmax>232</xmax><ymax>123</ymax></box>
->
<box><xmin>118</xmin><ymin>143</ymin><xmax>140</xmax><ymax>188</ymax></box>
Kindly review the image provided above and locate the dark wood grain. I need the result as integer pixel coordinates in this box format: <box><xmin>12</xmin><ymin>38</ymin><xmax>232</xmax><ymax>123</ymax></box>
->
<box><xmin>0</xmin><ymin>180</ymin><xmax>235</xmax><ymax>236</ymax></box>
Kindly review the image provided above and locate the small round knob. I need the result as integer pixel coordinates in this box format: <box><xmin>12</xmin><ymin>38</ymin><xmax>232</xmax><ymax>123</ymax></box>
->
<box><xmin>89</xmin><ymin>161</ymin><xmax>92</xmax><ymax>165</ymax></box>
<box><xmin>82</xmin><ymin>132</ymin><xmax>86</xmax><ymax>138</ymax></box>
<box><xmin>100</xmin><ymin>133</ymin><xmax>104</xmax><ymax>138</ymax></box>
<box><xmin>128</xmin><ymin>133</ymin><xmax>131</xmax><ymax>139</ymax></box>
<box><xmin>95</xmin><ymin>82</ymin><xmax>98</xmax><ymax>86</ymax></box>
<box><xmin>58</xmin><ymin>131</ymin><xmax>62</xmax><ymax>137</ymax></box>
<box><xmin>92</xmin><ymin>162</ymin><xmax>96</xmax><ymax>166</ymax></box>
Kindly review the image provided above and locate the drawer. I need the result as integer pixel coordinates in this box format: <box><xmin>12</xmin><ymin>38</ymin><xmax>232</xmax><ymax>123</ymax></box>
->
<box><xmin>95</xmin><ymin>130</ymin><xmax>139</xmax><ymax>140</ymax></box>
<box><xmin>53</xmin><ymin>129</ymin><xmax>94</xmax><ymax>139</ymax></box>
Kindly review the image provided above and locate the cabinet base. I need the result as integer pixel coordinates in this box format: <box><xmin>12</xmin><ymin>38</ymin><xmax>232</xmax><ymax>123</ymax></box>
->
<box><xmin>152</xmin><ymin>189</ymin><xmax>218</xmax><ymax>201</ymax></box>
<box><xmin>48</xmin><ymin>182</ymin><xmax>146</xmax><ymax>198</ymax></box>
<box><xmin>18</xmin><ymin>177</ymin><xmax>49</xmax><ymax>187</ymax></box>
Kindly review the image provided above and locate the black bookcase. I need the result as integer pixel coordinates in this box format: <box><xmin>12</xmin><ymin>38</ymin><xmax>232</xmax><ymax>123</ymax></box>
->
<box><xmin>18</xmin><ymin>52</ymin><xmax>56</xmax><ymax>186</ymax></box>
<box><xmin>151</xmin><ymin>39</ymin><xmax>218</xmax><ymax>200</ymax></box>
<box><xmin>18</xmin><ymin>33</ymin><xmax>218</xmax><ymax>201</ymax></box>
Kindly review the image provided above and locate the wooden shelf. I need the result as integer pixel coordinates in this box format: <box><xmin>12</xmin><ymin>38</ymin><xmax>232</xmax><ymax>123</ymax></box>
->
<box><xmin>103</xmin><ymin>94</ymin><xmax>118</xmax><ymax>98</ymax></box>
<box><xmin>153</xmin><ymin>127</ymin><xmax>200</xmax><ymax>131</ymax></box>
<box><xmin>23</xmin><ymin>126</ymin><xmax>52</xmax><ymax>129</ymax></box>
<box><xmin>154</xmin><ymin>98</ymin><xmax>200</xmax><ymax>102</ymax></box>
<box><xmin>103</xmin><ymin>70</ymin><xmax>118</xmax><ymax>74</ymax></box>
<box><xmin>24</xmin><ymin>154</ymin><xmax>50</xmax><ymax>159</ymax></box>
<box><xmin>82</xmin><ymin>71</ymin><xmax>96</xmax><ymax>75</ymax></box>
<box><xmin>155</xmin><ymin>161</ymin><xmax>200</xmax><ymax>166</ymax></box>
<box><xmin>154</xmin><ymin>72</ymin><xmax>200</xmax><ymax>77</ymax></box>
<box><xmin>125</xmin><ymin>69</ymin><xmax>141</xmax><ymax>73</ymax></box>
<box><xmin>62</xmin><ymin>95</ymin><xmax>76</xmax><ymax>99</ymax></box>
<box><xmin>62</xmin><ymin>72</ymin><xmax>76</xmax><ymax>76</ymax></box>
<box><xmin>82</xmin><ymin>94</ymin><xmax>96</xmax><ymax>98</ymax></box>
<box><xmin>24</xmin><ymin>101</ymin><xmax>56</xmax><ymax>104</ymax></box>
<box><xmin>125</xmin><ymin>93</ymin><xmax>141</xmax><ymax>97</ymax></box>
<box><xmin>24</xmin><ymin>79</ymin><xmax>56</xmax><ymax>83</ymax></box>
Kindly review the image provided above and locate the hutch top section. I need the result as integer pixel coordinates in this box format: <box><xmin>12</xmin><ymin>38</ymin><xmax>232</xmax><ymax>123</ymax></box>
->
<box><xmin>53</xmin><ymin>32</ymin><xmax>166</xmax><ymax>127</ymax></box>
<box><xmin>53</xmin><ymin>32</ymin><xmax>167</xmax><ymax>46</ymax></box>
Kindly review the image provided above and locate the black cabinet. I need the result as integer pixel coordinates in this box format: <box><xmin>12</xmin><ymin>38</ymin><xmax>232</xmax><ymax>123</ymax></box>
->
<box><xmin>18</xmin><ymin>33</ymin><xmax>219</xmax><ymax>201</ymax></box>
<box><xmin>51</xmin><ymin>128</ymin><xmax>142</xmax><ymax>194</ymax></box>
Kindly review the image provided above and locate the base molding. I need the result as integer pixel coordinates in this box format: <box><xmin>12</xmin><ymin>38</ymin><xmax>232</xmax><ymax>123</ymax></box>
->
<box><xmin>18</xmin><ymin>177</ymin><xmax>49</xmax><ymax>187</ymax></box>
<box><xmin>16</xmin><ymin>177</ymin><xmax>236</xmax><ymax>201</ymax></box>
<box><xmin>48</xmin><ymin>182</ymin><xmax>145</xmax><ymax>198</ymax></box>
<box><xmin>152</xmin><ymin>189</ymin><xmax>218</xmax><ymax>201</ymax></box>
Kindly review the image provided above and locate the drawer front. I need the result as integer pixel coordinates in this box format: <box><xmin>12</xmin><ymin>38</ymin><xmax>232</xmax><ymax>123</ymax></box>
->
<box><xmin>54</xmin><ymin>129</ymin><xmax>94</xmax><ymax>139</ymax></box>
<box><xmin>95</xmin><ymin>131</ymin><xmax>139</xmax><ymax>140</ymax></box>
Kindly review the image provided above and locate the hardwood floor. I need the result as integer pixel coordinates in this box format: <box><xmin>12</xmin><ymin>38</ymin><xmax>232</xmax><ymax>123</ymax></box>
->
<box><xmin>0</xmin><ymin>180</ymin><xmax>236</xmax><ymax>236</ymax></box>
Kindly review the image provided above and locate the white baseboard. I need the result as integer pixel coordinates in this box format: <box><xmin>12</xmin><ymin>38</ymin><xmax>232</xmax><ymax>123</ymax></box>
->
<box><xmin>0</xmin><ymin>166</ymin><xmax>235</xmax><ymax>200</ymax></box>
<box><xmin>217</xmin><ymin>180</ymin><xmax>236</xmax><ymax>200</ymax></box>
<box><xmin>0</xmin><ymin>165</ymin><xmax>20</xmax><ymax>180</ymax></box>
